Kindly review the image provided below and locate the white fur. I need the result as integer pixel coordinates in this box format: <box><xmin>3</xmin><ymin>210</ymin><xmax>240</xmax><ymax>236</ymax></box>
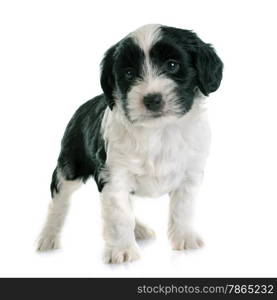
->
<box><xmin>130</xmin><ymin>24</ymin><xmax>161</xmax><ymax>54</ymax></box>
<box><xmin>100</xmin><ymin>96</ymin><xmax>210</xmax><ymax>262</ymax></box>
<box><xmin>37</xmin><ymin>173</ymin><xmax>82</xmax><ymax>251</ymax></box>
<box><xmin>134</xmin><ymin>219</ymin><xmax>155</xmax><ymax>240</ymax></box>
<box><xmin>126</xmin><ymin>75</ymin><xmax>179</xmax><ymax>123</ymax></box>
<box><xmin>127</xmin><ymin>25</ymin><xmax>180</xmax><ymax>123</ymax></box>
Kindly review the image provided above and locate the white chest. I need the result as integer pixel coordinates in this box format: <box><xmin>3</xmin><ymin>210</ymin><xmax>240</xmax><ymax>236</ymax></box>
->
<box><xmin>132</xmin><ymin>126</ymin><xmax>189</xmax><ymax>197</ymax></box>
<box><xmin>103</xmin><ymin>103</ymin><xmax>211</xmax><ymax>198</ymax></box>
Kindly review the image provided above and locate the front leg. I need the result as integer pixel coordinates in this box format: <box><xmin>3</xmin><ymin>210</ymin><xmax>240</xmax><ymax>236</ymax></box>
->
<box><xmin>101</xmin><ymin>172</ymin><xmax>140</xmax><ymax>264</ymax></box>
<box><xmin>168</xmin><ymin>176</ymin><xmax>204</xmax><ymax>250</ymax></box>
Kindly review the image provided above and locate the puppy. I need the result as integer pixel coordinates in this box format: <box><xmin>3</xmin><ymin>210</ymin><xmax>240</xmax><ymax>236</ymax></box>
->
<box><xmin>37</xmin><ymin>24</ymin><xmax>223</xmax><ymax>263</ymax></box>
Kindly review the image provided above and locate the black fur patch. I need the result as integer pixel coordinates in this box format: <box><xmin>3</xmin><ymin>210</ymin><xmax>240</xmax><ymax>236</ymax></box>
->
<box><xmin>101</xmin><ymin>37</ymin><xmax>145</xmax><ymax>116</ymax></box>
<box><xmin>52</xmin><ymin>95</ymin><xmax>108</xmax><ymax>192</ymax></box>
<box><xmin>114</xmin><ymin>38</ymin><xmax>145</xmax><ymax>117</ymax></box>
<box><xmin>150</xmin><ymin>38</ymin><xmax>197</xmax><ymax>115</ymax></box>
<box><xmin>160</xmin><ymin>26</ymin><xmax>223</xmax><ymax>96</ymax></box>
<box><xmin>50</xmin><ymin>167</ymin><xmax>59</xmax><ymax>197</ymax></box>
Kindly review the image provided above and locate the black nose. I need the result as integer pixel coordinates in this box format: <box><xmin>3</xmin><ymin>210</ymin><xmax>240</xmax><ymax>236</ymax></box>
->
<box><xmin>143</xmin><ymin>93</ymin><xmax>163</xmax><ymax>112</ymax></box>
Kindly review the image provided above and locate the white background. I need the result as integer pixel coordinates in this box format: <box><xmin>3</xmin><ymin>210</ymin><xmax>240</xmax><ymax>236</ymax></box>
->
<box><xmin>0</xmin><ymin>0</ymin><xmax>277</xmax><ymax>277</ymax></box>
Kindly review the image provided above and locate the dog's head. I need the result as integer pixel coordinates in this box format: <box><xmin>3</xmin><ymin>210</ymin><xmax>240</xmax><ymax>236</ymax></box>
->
<box><xmin>100</xmin><ymin>24</ymin><xmax>223</xmax><ymax>125</ymax></box>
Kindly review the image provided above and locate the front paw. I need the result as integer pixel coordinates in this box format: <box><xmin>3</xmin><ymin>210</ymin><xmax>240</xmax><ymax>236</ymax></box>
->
<box><xmin>104</xmin><ymin>244</ymin><xmax>140</xmax><ymax>264</ymax></box>
<box><xmin>169</xmin><ymin>231</ymin><xmax>204</xmax><ymax>250</ymax></box>
<box><xmin>37</xmin><ymin>234</ymin><xmax>60</xmax><ymax>252</ymax></box>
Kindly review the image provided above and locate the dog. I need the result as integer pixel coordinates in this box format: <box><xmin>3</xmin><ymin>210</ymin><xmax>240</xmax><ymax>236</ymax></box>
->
<box><xmin>37</xmin><ymin>24</ymin><xmax>223</xmax><ymax>263</ymax></box>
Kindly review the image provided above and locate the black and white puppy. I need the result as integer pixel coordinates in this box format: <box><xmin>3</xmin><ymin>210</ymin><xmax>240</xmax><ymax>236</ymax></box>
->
<box><xmin>37</xmin><ymin>24</ymin><xmax>223</xmax><ymax>263</ymax></box>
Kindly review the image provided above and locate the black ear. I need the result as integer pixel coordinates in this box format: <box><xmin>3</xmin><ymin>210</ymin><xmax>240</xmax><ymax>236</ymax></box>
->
<box><xmin>100</xmin><ymin>44</ymin><xmax>118</xmax><ymax>109</ymax></box>
<box><xmin>161</xmin><ymin>27</ymin><xmax>223</xmax><ymax>96</ymax></box>
<box><xmin>194</xmin><ymin>40</ymin><xmax>223</xmax><ymax>96</ymax></box>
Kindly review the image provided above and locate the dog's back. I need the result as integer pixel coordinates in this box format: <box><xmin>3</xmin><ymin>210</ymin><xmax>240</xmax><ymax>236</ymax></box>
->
<box><xmin>54</xmin><ymin>94</ymin><xmax>107</xmax><ymax>193</ymax></box>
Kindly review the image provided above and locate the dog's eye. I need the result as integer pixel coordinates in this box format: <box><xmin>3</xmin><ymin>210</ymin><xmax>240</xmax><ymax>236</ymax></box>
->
<box><xmin>124</xmin><ymin>68</ymin><xmax>135</xmax><ymax>81</ymax></box>
<box><xmin>166</xmin><ymin>60</ymin><xmax>180</xmax><ymax>74</ymax></box>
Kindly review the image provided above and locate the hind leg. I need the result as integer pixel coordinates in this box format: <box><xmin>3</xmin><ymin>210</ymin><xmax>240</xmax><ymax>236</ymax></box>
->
<box><xmin>134</xmin><ymin>219</ymin><xmax>155</xmax><ymax>240</ymax></box>
<box><xmin>128</xmin><ymin>195</ymin><xmax>155</xmax><ymax>241</ymax></box>
<box><xmin>37</xmin><ymin>169</ymin><xmax>82</xmax><ymax>251</ymax></box>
